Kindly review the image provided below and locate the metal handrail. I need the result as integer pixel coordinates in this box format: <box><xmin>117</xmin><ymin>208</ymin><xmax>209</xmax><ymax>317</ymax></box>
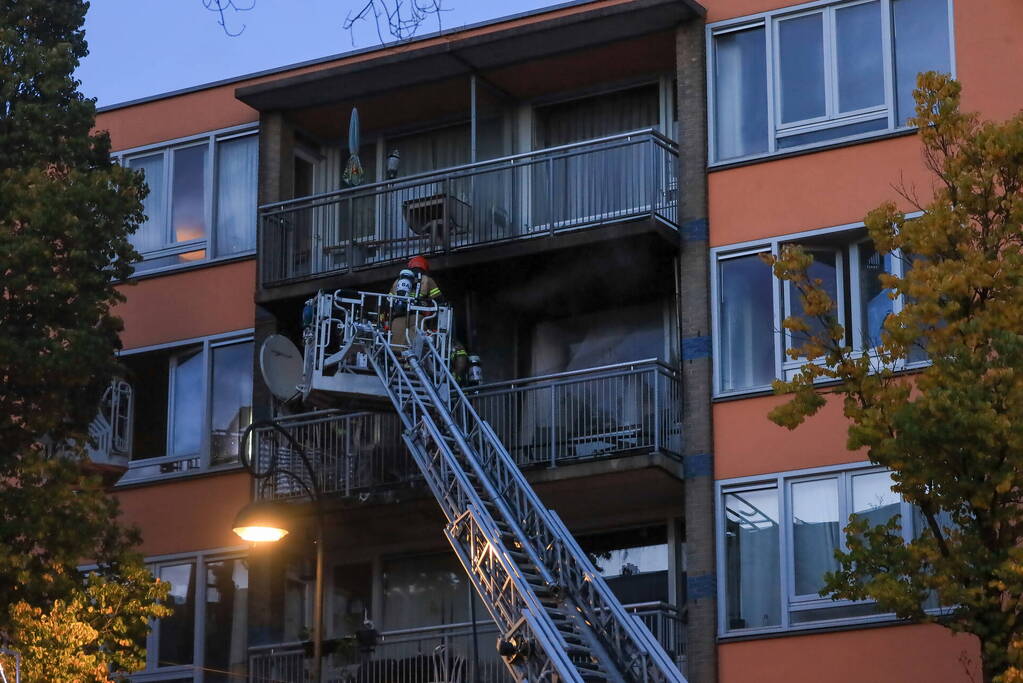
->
<box><xmin>260</xmin><ymin>129</ymin><xmax>677</xmax><ymax>212</ymax></box>
<box><xmin>468</xmin><ymin>357</ymin><xmax>677</xmax><ymax>393</ymax></box>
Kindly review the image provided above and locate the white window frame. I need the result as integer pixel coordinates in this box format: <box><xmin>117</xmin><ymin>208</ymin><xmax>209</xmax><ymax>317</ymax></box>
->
<box><xmin>710</xmin><ymin>218</ymin><xmax>928</xmax><ymax>398</ymax></box>
<box><xmin>134</xmin><ymin>548</ymin><xmax>248</xmax><ymax>683</ymax></box>
<box><xmin>116</xmin><ymin>124</ymin><xmax>259</xmax><ymax>276</ymax></box>
<box><xmin>117</xmin><ymin>329</ymin><xmax>255</xmax><ymax>485</ymax></box>
<box><xmin>706</xmin><ymin>0</ymin><xmax>956</xmax><ymax>165</ymax></box>
<box><xmin>716</xmin><ymin>462</ymin><xmax>943</xmax><ymax>637</ymax></box>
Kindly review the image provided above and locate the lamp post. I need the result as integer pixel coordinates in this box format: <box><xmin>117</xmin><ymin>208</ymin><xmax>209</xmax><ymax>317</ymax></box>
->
<box><xmin>234</xmin><ymin>421</ymin><xmax>326</xmax><ymax>683</ymax></box>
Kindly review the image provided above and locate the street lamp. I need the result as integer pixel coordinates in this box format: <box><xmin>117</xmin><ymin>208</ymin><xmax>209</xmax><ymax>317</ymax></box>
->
<box><xmin>236</xmin><ymin>421</ymin><xmax>326</xmax><ymax>683</ymax></box>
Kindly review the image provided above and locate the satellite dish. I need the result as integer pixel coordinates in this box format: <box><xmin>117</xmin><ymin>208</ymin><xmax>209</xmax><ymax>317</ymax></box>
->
<box><xmin>260</xmin><ymin>335</ymin><xmax>304</xmax><ymax>401</ymax></box>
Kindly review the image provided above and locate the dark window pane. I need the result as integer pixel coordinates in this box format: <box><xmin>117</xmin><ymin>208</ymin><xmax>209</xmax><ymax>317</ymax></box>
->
<box><xmin>172</xmin><ymin>145</ymin><xmax>208</xmax><ymax>244</ymax></box>
<box><xmin>836</xmin><ymin>1</ymin><xmax>885</xmax><ymax>112</ymax></box>
<box><xmin>159</xmin><ymin>563</ymin><xmax>196</xmax><ymax>667</ymax></box>
<box><xmin>204</xmin><ymin>559</ymin><xmax>248</xmax><ymax>682</ymax></box>
<box><xmin>778</xmin><ymin>13</ymin><xmax>826</xmax><ymax>123</ymax></box>
<box><xmin>786</xmin><ymin>249</ymin><xmax>840</xmax><ymax>344</ymax></box>
<box><xmin>714</xmin><ymin>27</ymin><xmax>769</xmax><ymax>160</ymax></box>
<box><xmin>724</xmin><ymin>488</ymin><xmax>781</xmax><ymax>629</ymax></box>
<box><xmin>893</xmin><ymin>0</ymin><xmax>952</xmax><ymax>123</ymax></box>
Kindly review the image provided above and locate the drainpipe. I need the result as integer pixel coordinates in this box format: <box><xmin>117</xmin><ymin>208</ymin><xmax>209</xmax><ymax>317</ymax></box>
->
<box><xmin>675</xmin><ymin>16</ymin><xmax>717</xmax><ymax>683</ymax></box>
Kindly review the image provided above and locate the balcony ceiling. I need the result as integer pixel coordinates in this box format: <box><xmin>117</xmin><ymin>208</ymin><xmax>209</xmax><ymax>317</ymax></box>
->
<box><xmin>235</xmin><ymin>0</ymin><xmax>702</xmax><ymax>114</ymax></box>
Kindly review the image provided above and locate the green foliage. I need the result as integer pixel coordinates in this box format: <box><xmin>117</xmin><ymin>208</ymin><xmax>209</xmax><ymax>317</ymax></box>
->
<box><xmin>764</xmin><ymin>72</ymin><xmax>1023</xmax><ymax>683</ymax></box>
<box><xmin>0</xmin><ymin>1</ymin><xmax>167</xmax><ymax>679</ymax></box>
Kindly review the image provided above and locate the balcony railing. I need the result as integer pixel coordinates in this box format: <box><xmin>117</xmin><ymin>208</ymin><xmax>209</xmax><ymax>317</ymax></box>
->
<box><xmin>248</xmin><ymin>601</ymin><xmax>685</xmax><ymax>683</ymax></box>
<box><xmin>251</xmin><ymin>360</ymin><xmax>682</xmax><ymax>501</ymax></box>
<box><xmin>259</xmin><ymin>130</ymin><xmax>679</xmax><ymax>287</ymax></box>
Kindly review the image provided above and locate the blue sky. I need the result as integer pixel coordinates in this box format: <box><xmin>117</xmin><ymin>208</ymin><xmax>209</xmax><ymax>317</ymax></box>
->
<box><xmin>78</xmin><ymin>0</ymin><xmax>559</xmax><ymax>107</ymax></box>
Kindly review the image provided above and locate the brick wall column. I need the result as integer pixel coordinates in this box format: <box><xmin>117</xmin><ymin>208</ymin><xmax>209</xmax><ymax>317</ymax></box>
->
<box><xmin>675</xmin><ymin>16</ymin><xmax>717</xmax><ymax>683</ymax></box>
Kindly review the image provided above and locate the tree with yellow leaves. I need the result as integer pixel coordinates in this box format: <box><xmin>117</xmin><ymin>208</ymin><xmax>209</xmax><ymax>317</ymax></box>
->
<box><xmin>765</xmin><ymin>72</ymin><xmax>1023</xmax><ymax>683</ymax></box>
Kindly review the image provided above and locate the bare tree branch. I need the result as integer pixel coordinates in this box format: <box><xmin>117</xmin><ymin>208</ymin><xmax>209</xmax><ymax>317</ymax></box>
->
<box><xmin>203</xmin><ymin>0</ymin><xmax>256</xmax><ymax>37</ymax></box>
<box><xmin>343</xmin><ymin>0</ymin><xmax>447</xmax><ymax>45</ymax></box>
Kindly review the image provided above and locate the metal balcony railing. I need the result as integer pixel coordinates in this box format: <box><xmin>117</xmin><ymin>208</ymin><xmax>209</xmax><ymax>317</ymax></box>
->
<box><xmin>251</xmin><ymin>360</ymin><xmax>682</xmax><ymax>501</ymax></box>
<box><xmin>248</xmin><ymin>602</ymin><xmax>685</xmax><ymax>683</ymax></box>
<box><xmin>258</xmin><ymin>130</ymin><xmax>679</xmax><ymax>287</ymax></box>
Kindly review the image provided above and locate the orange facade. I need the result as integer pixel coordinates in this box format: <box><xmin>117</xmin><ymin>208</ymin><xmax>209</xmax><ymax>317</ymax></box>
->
<box><xmin>708</xmin><ymin>0</ymin><xmax>1021</xmax><ymax>678</ymax></box>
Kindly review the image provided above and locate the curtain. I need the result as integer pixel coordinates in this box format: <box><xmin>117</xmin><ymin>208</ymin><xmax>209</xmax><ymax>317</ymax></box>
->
<box><xmin>719</xmin><ymin>254</ymin><xmax>775</xmax><ymax>391</ymax></box>
<box><xmin>791</xmin><ymin>479</ymin><xmax>841</xmax><ymax>596</ymax></box>
<box><xmin>128</xmin><ymin>153</ymin><xmax>166</xmax><ymax>253</ymax></box>
<box><xmin>215</xmin><ymin>135</ymin><xmax>258</xmax><ymax>256</ymax></box>
<box><xmin>534</xmin><ymin>85</ymin><xmax>659</xmax><ymax>148</ymax></box>
<box><xmin>714</xmin><ymin>27</ymin><xmax>768</xmax><ymax>160</ymax></box>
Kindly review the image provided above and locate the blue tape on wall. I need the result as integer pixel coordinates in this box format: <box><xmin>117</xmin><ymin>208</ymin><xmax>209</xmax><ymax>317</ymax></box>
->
<box><xmin>687</xmin><ymin>573</ymin><xmax>717</xmax><ymax>600</ymax></box>
<box><xmin>685</xmin><ymin>452</ymin><xmax>713</xmax><ymax>479</ymax></box>
<box><xmin>681</xmin><ymin>217</ymin><xmax>708</xmax><ymax>241</ymax></box>
<box><xmin>681</xmin><ymin>335</ymin><xmax>711</xmax><ymax>360</ymax></box>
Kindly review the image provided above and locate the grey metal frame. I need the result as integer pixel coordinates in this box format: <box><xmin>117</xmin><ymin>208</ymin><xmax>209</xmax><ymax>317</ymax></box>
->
<box><xmin>714</xmin><ymin>461</ymin><xmax>943</xmax><ymax>638</ymax></box>
<box><xmin>705</xmin><ymin>0</ymin><xmax>957</xmax><ymax>166</ymax></box>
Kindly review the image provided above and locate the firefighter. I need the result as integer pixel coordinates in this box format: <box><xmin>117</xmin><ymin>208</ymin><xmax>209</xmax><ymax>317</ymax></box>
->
<box><xmin>450</xmin><ymin>339</ymin><xmax>470</xmax><ymax>384</ymax></box>
<box><xmin>388</xmin><ymin>255</ymin><xmax>444</xmax><ymax>348</ymax></box>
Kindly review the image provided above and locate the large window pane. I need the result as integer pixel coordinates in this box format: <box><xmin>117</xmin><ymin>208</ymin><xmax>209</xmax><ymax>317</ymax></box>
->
<box><xmin>724</xmin><ymin>487</ymin><xmax>781</xmax><ymax>629</ymax></box>
<box><xmin>852</xmin><ymin>470</ymin><xmax>901</xmax><ymax>528</ymax></box>
<box><xmin>205</xmin><ymin>559</ymin><xmax>248</xmax><ymax>683</ymax></box>
<box><xmin>209</xmin><ymin>342</ymin><xmax>253</xmax><ymax>467</ymax></box>
<box><xmin>786</xmin><ymin>249</ymin><xmax>840</xmax><ymax>345</ymax></box>
<box><xmin>215</xmin><ymin>136</ymin><xmax>257</xmax><ymax>256</ymax></box>
<box><xmin>172</xmin><ymin>145</ymin><xmax>208</xmax><ymax>244</ymax></box>
<box><xmin>171</xmin><ymin>349</ymin><xmax>203</xmax><ymax>457</ymax></box>
<box><xmin>857</xmin><ymin>242</ymin><xmax>896</xmax><ymax>349</ymax></box>
<box><xmin>893</xmin><ymin>0</ymin><xmax>952</xmax><ymax>123</ymax></box>
<box><xmin>579</xmin><ymin>526</ymin><xmax>669</xmax><ymax>605</ymax></box>
<box><xmin>381</xmin><ymin>553</ymin><xmax>480</xmax><ymax>630</ymax></box>
<box><xmin>835</xmin><ymin>1</ymin><xmax>885</xmax><ymax>112</ymax></box>
<box><xmin>714</xmin><ymin>27</ymin><xmax>769</xmax><ymax>160</ymax></box>
<box><xmin>159</xmin><ymin>563</ymin><xmax>196</xmax><ymax>667</ymax></box>
<box><xmin>128</xmin><ymin>154</ymin><xmax>166</xmax><ymax>254</ymax></box>
<box><xmin>791</xmin><ymin>478</ymin><xmax>841</xmax><ymax>596</ymax></box>
<box><xmin>778</xmin><ymin>13</ymin><xmax>826</xmax><ymax>123</ymax></box>
<box><xmin>719</xmin><ymin>254</ymin><xmax>775</xmax><ymax>391</ymax></box>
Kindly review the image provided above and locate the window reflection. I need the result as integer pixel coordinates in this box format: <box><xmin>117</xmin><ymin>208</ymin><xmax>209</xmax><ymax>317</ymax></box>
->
<box><xmin>158</xmin><ymin>563</ymin><xmax>196</xmax><ymax>667</ymax></box>
<box><xmin>725</xmin><ymin>487</ymin><xmax>781</xmax><ymax>629</ymax></box>
<box><xmin>210</xmin><ymin>342</ymin><xmax>254</xmax><ymax>467</ymax></box>
<box><xmin>204</xmin><ymin>559</ymin><xmax>248</xmax><ymax>682</ymax></box>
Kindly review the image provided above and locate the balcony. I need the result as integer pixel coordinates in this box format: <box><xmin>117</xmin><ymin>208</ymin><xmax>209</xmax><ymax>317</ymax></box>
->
<box><xmin>251</xmin><ymin>359</ymin><xmax>682</xmax><ymax>501</ymax></box>
<box><xmin>258</xmin><ymin>130</ymin><xmax>679</xmax><ymax>289</ymax></box>
<box><xmin>248</xmin><ymin>601</ymin><xmax>685</xmax><ymax>683</ymax></box>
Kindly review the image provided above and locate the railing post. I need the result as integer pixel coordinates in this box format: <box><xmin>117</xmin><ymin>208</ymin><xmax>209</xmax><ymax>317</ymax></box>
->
<box><xmin>653</xmin><ymin>368</ymin><xmax>661</xmax><ymax>453</ymax></box>
<box><xmin>650</xmin><ymin>136</ymin><xmax>658</xmax><ymax>219</ymax></box>
<box><xmin>547</xmin><ymin>156</ymin><xmax>555</xmax><ymax>238</ymax></box>
<box><xmin>443</xmin><ymin>176</ymin><xmax>451</xmax><ymax>253</ymax></box>
<box><xmin>346</xmin><ymin>195</ymin><xmax>354</xmax><ymax>274</ymax></box>
<box><xmin>549</xmin><ymin>384</ymin><xmax>557</xmax><ymax>468</ymax></box>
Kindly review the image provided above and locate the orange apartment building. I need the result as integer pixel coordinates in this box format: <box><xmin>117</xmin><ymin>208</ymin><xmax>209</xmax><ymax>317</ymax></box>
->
<box><xmin>86</xmin><ymin>0</ymin><xmax>1022</xmax><ymax>681</ymax></box>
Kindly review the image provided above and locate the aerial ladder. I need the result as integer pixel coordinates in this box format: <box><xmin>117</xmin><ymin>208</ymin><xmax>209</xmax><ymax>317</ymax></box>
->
<box><xmin>297</xmin><ymin>290</ymin><xmax>687</xmax><ymax>683</ymax></box>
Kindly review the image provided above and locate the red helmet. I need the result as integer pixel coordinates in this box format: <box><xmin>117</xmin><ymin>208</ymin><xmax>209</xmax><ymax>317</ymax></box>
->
<box><xmin>407</xmin><ymin>255</ymin><xmax>429</xmax><ymax>272</ymax></box>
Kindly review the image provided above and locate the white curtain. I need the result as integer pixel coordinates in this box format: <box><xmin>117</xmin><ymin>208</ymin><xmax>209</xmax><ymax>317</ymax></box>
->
<box><xmin>128</xmin><ymin>153</ymin><xmax>166</xmax><ymax>253</ymax></box>
<box><xmin>215</xmin><ymin>135</ymin><xmax>258</xmax><ymax>256</ymax></box>
<box><xmin>714</xmin><ymin>27</ymin><xmax>768</xmax><ymax>160</ymax></box>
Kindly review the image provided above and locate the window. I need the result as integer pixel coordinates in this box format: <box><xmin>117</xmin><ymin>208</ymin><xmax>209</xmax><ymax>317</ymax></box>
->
<box><xmin>123</xmin><ymin>130</ymin><xmax>258</xmax><ymax>273</ymax></box>
<box><xmin>713</xmin><ymin>226</ymin><xmax>910</xmax><ymax>395</ymax></box>
<box><xmin>719</xmin><ymin>464</ymin><xmax>928</xmax><ymax>635</ymax></box>
<box><xmin>709</xmin><ymin>0</ymin><xmax>953</xmax><ymax>163</ymax></box>
<box><xmin>142</xmin><ymin>553</ymin><xmax>248</xmax><ymax>682</ymax></box>
<box><xmin>119</xmin><ymin>333</ymin><xmax>254</xmax><ymax>483</ymax></box>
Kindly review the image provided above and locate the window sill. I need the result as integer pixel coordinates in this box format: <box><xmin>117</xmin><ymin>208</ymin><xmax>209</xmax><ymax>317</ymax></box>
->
<box><xmin>708</xmin><ymin>126</ymin><xmax>918</xmax><ymax>172</ymax></box>
<box><xmin>121</xmin><ymin>250</ymin><xmax>256</xmax><ymax>283</ymax></box>
<box><xmin>714</xmin><ymin>359</ymin><xmax>932</xmax><ymax>401</ymax></box>
<box><xmin>718</xmin><ymin>607</ymin><xmax>951</xmax><ymax>642</ymax></box>
<box><xmin>115</xmin><ymin>461</ymin><xmax>246</xmax><ymax>489</ymax></box>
